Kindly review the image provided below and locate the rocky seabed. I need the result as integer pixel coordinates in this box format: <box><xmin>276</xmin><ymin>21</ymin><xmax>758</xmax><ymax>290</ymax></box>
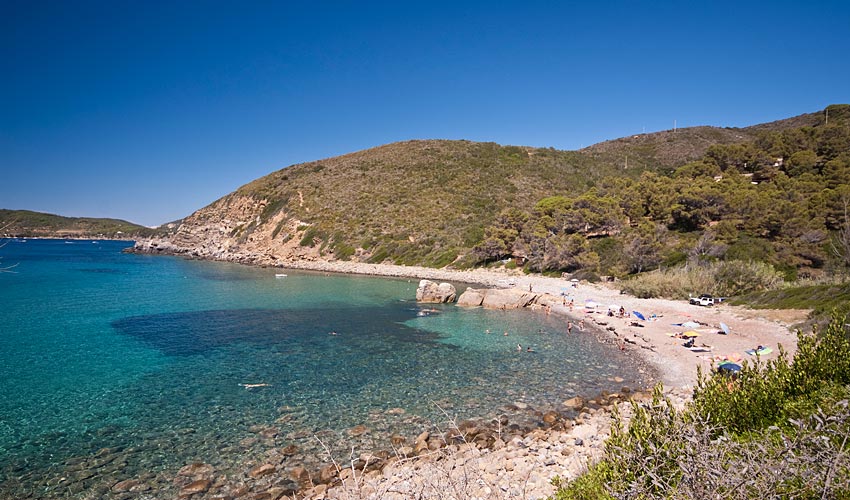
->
<box><xmin>5</xmin><ymin>388</ymin><xmax>694</xmax><ymax>500</ymax></box>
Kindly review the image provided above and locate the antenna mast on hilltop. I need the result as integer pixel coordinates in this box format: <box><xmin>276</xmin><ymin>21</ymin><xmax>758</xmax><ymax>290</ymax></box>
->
<box><xmin>673</xmin><ymin>119</ymin><xmax>677</xmax><ymax>132</ymax></box>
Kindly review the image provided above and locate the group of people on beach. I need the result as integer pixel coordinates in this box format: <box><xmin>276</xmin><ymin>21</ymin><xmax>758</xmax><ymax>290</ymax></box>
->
<box><xmin>565</xmin><ymin>319</ymin><xmax>585</xmax><ymax>334</ymax></box>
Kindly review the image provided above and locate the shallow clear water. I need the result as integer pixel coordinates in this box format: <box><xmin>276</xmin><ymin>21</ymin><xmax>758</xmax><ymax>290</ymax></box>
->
<box><xmin>0</xmin><ymin>239</ymin><xmax>648</xmax><ymax>497</ymax></box>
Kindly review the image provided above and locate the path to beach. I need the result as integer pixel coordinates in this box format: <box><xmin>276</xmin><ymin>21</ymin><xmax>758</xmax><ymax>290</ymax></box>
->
<box><xmin>282</xmin><ymin>260</ymin><xmax>807</xmax><ymax>390</ymax></box>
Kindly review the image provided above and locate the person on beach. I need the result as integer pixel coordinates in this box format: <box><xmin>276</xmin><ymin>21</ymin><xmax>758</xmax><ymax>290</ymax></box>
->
<box><xmin>569</xmin><ymin>299</ymin><xmax>574</xmax><ymax>312</ymax></box>
<box><xmin>579</xmin><ymin>319</ymin><xmax>584</xmax><ymax>331</ymax></box>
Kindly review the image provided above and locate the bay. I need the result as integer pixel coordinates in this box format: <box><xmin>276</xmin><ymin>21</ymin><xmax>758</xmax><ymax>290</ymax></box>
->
<box><xmin>0</xmin><ymin>239</ymin><xmax>647</xmax><ymax>497</ymax></box>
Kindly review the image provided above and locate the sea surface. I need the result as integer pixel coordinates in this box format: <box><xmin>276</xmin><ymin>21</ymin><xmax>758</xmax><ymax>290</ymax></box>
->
<box><xmin>0</xmin><ymin>239</ymin><xmax>648</xmax><ymax>497</ymax></box>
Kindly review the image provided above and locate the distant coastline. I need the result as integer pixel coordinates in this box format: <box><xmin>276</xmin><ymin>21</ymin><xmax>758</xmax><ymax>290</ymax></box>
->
<box><xmin>1</xmin><ymin>236</ymin><xmax>136</xmax><ymax>241</ymax></box>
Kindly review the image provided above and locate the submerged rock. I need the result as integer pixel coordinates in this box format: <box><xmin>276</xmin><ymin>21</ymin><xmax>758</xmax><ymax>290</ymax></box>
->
<box><xmin>178</xmin><ymin>479</ymin><xmax>211</xmax><ymax>496</ymax></box>
<box><xmin>248</xmin><ymin>463</ymin><xmax>276</xmax><ymax>478</ymax></box>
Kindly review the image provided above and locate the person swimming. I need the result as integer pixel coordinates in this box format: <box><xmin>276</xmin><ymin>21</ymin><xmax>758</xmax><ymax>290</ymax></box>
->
<box><xmin>516</xmin><ymin>344</ymin><xmax>522</xmax><ymax>351</ymax></box>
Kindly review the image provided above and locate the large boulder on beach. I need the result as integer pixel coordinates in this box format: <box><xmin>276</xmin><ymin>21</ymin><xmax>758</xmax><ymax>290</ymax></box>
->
<box><xmin>457</xmin><ymin>288</ymin><xmax>486</xmax><ymax>306</ymax></box>
<box><xmin>481</xmin><ymin>288</ymin><xmax>538</xmax><ymax>310</ymax></box>
<box><xmin>457</xmin><ymin>288</ymin><xmax>538</xmax><ymax>309</ymax></box>
<box><xmin>416</xmin><ymin>280</ymin><xmax>457</xmax><ymax>303</ymax></box>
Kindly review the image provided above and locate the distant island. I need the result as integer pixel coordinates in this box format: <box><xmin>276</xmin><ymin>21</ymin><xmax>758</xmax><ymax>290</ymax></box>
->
<box><xmin>0</xmin><ymin>209</ymin><xmax>160</xmax><ymax>239</ymax></box>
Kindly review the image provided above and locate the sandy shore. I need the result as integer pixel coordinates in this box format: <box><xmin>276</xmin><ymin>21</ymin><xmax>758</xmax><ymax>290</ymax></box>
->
<box><xmin>282</xmin><ymin>260</ymin><xmax>806</xmax><ymax>391</ymax></box>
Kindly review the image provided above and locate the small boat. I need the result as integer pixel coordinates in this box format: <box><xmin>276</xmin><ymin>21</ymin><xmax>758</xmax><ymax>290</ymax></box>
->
<box><xmin>275</xmin><ymin>273</ymin><xmax>288</xmax><ymax>278</ymax></box>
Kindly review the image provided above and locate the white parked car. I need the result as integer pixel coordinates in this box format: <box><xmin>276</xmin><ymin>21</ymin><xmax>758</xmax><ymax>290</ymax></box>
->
<box><xmin>689</xmin><ymin>294</ymin><xmax>715</xmax><ymax>306</ymax></box>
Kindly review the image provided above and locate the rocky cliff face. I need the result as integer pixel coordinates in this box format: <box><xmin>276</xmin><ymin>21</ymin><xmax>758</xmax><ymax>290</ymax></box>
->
<box><xmin>133</xmin><ymin>194</ymin><xmax>323</xmax><ymax>266</ymax></box>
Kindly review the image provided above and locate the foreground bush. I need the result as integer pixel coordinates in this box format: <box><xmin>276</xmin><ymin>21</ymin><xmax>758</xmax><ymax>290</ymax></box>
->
<box><xmin>551</xmin><ymin>314</ymin><xmax>850</xmax><ymax>499</ymax></box>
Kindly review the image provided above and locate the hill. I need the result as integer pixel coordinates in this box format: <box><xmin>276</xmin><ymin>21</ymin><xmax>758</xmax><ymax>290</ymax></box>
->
<box><xmin>133</xmin><ymin>105</ymin><xmax>848</xmax><ymax>271</ymax></box>
<box><xmin>0</xmin><ymin>209</ymin><xmax>156</xmax><ymax>239</ymax></box>
<box><xmin>580</xmin><ymin>109</ymin><xmax>826</xmax><ymax>172</ymax></box>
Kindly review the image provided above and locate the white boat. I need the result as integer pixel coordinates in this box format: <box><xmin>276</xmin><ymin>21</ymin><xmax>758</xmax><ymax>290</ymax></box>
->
<box><xmin>275</xmin><ymin>273</ymin><xmax>288</xmax><ymax>278</ymax></box>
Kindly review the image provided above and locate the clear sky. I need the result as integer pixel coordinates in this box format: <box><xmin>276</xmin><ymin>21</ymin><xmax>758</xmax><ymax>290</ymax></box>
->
<box><xmin>2</xmin><ymin>1</ymin><xmax>849</xmax><ymax>227</ymax></box>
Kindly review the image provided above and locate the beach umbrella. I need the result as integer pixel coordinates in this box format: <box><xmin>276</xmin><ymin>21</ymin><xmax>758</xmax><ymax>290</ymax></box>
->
<box><xmin>632</xmin><ymin>311</ymin><xmax>646</xmax><ymax>321</ymax></box>
<box><xmin>682</xmin><ymin>321</ymin><xmax>701</xmax><ymax>329</ymax></box>
<box><xmin>717</xmin><ymin>362</ymin><xmax>741</xmax><ymax>374</ymax></box>
<box><xmin>682</xmin><ymin>330</ymin><xmax>700</xmax><ymax>338</ymax></box>
<box><xmin>720</xmin><ymin>322</ymin><xmax>730</xmax><ymax>335</ymax></box>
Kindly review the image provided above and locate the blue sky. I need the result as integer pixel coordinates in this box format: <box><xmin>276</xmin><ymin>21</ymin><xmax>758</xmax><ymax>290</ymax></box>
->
<box><xmin>2</xmin><ymin>1</ymin><xmax>848</xmax><ymax>227</ymax></box>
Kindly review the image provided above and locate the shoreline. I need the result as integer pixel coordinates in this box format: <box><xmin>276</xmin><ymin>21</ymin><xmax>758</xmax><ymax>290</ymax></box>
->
<box><xmin>278</xmin><ymin>259</ymin><xmax>804</xmax><ymax>390</ymax></box>
<box><xmin>278</xmin><ymin>260</ymin><xmax>804</xmax><ymax>498</ymax></box>
<box><xmin>106</xmin><ymin>250</ymin><xmax>805</xmax><ymax>498</ymax></box>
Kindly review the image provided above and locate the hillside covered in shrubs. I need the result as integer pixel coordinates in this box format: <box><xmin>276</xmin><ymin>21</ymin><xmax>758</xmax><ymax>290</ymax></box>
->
<box><xmin>473</xmin><ymin>104</ymin><xmax>850</xmax><ymax>298</ymax></box>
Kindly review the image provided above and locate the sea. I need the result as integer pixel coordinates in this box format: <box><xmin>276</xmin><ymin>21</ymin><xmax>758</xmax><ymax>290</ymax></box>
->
<box><xmin>0</xmin><ymin>239</ymin><xmax>649</xmax><ymax>498</ymax></box>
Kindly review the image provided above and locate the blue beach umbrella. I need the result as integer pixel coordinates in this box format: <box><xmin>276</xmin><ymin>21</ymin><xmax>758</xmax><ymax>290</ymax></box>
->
<box><xmin>632</xmin><ymin>311</ymin><xmax>646</xmax><ymax>321</ymax></box>
<box><xmin>717</xmin><ymin>362</ymin><xmax>741</xmax><ymax>374</ymax></box>
<box><xmin>720</xmin><ymin>322</ymin><xmax>730</xmax><ymax>335</ymax></box>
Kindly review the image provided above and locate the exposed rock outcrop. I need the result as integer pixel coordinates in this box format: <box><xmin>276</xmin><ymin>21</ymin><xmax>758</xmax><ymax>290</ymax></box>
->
<box><xmin>415</xmin><ymin>280</ymin><xmax>457</xmax><ymax>303</ymax></box>
<box><xmin>457</xmin><ymin>287</ymin><xmax>539</xmax><ymax>309</ymax></box>
<box><xmin>131</xmin><ymin>194</ymin><xmax>323</xmax><ymax>266</ymax></box>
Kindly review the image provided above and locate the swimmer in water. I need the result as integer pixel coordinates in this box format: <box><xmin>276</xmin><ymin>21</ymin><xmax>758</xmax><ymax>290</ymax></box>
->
<box><xmin>239</xmin><ymin>383</ymin><xmax>271</xmax><ymax>389</ymax></box>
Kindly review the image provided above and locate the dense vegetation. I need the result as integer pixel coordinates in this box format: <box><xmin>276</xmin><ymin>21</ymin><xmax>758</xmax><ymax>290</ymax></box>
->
<box><xmin>234</xmin><ymin>140</ymin><xmax>640</xmax><ymax>267</ymax></box>
<box><xmin>229</xmin><ymin>107</ymin><xmax>840</xmax><ymax>275</ymax></box>
<box><xmin>473</xmin><ymin>105</ymin><xmax>850</xmax><ymax>297</ymax></box>
<box><xmin>551</xmin><ymin>312</ymin><xmax>850</xmax><ymax>499</ymax></box>
<box><xmin>0</xmin><ymin>209</ymin><xmax>158</xmax><ymax>238</ymax></box>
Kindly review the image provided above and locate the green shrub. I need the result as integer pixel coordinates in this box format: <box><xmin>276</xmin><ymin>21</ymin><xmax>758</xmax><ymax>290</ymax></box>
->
<box><xmin>692</xmin><ymin>313</ymin><xmax>850</xmax><ymax>432</ymax></box>
<box><xmin>299</xmin><ymin>226</ymin><xmax>321</xmax><ymax>247</ymax></box>
<box><xmin>332</xmin><ymin>242</ymin><xmax>356</xmax><ymax>260</ymax></box>
<box><xmin>552</xmin><ymin>313</ymin><xmax>850</xmax><ymax>499</ymax></box>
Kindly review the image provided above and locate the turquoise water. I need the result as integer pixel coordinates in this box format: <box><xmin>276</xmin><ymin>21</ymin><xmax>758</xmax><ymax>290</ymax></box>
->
<box><xmin>0</xmin><ymin>239</ymin><xmax>648</xmax><ymax>497</ymax></box>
